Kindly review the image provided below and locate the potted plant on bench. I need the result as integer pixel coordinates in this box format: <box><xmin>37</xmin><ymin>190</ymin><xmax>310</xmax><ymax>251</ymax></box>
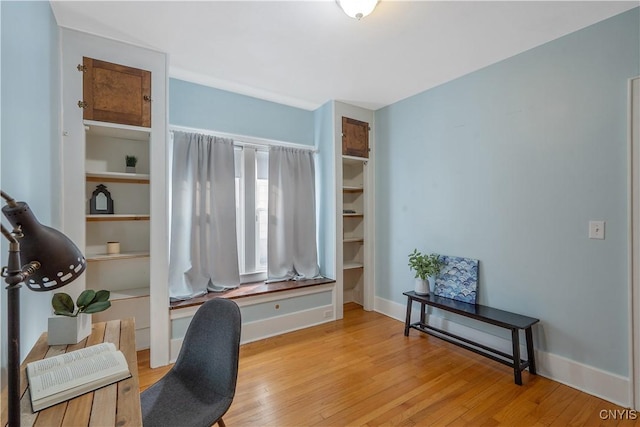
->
<box><xmin>408</xmin><ymin>249</ymin><xmax>443</xmax><ymax>295</ymax></box>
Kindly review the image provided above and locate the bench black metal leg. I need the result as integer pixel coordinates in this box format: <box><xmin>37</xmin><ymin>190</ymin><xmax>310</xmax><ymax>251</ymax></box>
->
<box><xmin>525</xmin><ymin>327</ymin><xmax>536</xmax><ymax>375</ymax></box>
<box><xmin>511</xmin><ymin>328</ymin><xmax>522</xmax><ymax>385</ymax></box>
<box><xmin>420</xmin><ymin>302</ymin><xmax>426</xmax><ymax>325</ymax></box>
<box><xmin>404</xmin><ymin>297</ymin><xmax>413</xmax><ymax>336</ymax></box>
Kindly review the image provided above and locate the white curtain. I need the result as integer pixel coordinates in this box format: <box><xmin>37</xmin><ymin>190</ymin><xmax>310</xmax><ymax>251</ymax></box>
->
<box><xmin>267</xmin><ymin>146</ymin><xmax>320</xmax><ymax>281</ymax></box>
<box><xmin>169</xmin><ymin>131</ymin><xmax>240</xmax><ymax>300</ymax></box>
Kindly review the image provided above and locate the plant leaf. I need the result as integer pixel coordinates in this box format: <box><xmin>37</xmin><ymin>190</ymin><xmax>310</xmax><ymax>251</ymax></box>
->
<box><xmin>76</xmin><ymin>289</ymin><xmax>96</xmax><ymax>309</ymax></box>
<box><xmin>82</xmin><ymin>301</ymin><xmax>111</xmax><ymax>314</ymax></box>
<box><xmin>52</xmin><ymin>293</ymin><xmax>74</xmax><ymax>315</ymax></box>
<box><xmin>53</xmin><ymin>310</ymin><xmax>77</xmax><ymax>317</ymax></box>
<box><xmin>94</xmin><ymin>290</ymin><xmax>110</xmax><ymax>302</ymax></box>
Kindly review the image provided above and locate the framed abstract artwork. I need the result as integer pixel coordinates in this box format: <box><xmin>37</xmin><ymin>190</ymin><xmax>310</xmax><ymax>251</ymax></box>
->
<box><xmin>433</xmin><ymin>255</ymin><xmax>479</xmax><ymax>304</ymax></box>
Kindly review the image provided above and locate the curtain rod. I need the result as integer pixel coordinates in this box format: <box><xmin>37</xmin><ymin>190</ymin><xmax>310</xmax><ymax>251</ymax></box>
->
<box><xmin>169</xmin><ymin>125</ymin><xmax>317</xmax><ymax>153</ymax></box>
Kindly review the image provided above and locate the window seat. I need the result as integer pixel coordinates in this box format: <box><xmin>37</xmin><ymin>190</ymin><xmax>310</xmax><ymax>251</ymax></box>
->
<box><xmin>169</xmin><ymin>277</ymin><xmax>336</xmax><ymax>310</ymax></box>
<box><xmin>168</xmin><ymin>277</ymin><xmax>336</xmax><ymax>359</ymax></box>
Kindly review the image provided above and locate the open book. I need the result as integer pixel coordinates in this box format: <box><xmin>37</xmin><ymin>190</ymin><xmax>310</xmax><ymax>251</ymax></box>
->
<box><xmin>27</xmin><ymin>342</ymin><xmax>131</xmax><ymax>412</ymax></box>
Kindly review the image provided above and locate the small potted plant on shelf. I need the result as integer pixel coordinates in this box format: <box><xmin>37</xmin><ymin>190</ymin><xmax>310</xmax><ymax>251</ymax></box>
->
<box><xmin>125</xmin><ymin>155</ymin><xmax>138</xmax><ymax>173</ymax></box>
<box><xmin>48</xmin><ymin>290</ymin><xmax>111</xmax><ymax>345</ymax></box>
<box><xmin>408</xmin><ymin>249</ymin><xmax>444</xmax><ymax>295</ymax></box>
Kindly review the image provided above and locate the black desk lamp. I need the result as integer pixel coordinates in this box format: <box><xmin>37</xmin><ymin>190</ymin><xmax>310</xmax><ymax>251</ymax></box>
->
<box><xmin>1</xmin><ymin>190</ymin><xmax>86</xmax><ymax>427</ymax></box>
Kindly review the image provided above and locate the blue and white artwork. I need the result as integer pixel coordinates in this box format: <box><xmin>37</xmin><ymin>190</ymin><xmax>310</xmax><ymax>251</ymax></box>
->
<box><xmin>433</xmin><ymin>255</ymin><xmax>479</xmax><ymax>304</ymax></box>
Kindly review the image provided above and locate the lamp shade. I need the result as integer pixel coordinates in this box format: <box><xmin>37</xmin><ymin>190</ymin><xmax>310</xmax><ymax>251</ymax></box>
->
<box><xmin>2</xmin><ymin>201</ymin><xmax>85</xmax><ymax>291</ymax></box>
<box><xmin>337</xmin><ymin>0</ymin><xmax>379</xmax><ymax>20</ymax></box>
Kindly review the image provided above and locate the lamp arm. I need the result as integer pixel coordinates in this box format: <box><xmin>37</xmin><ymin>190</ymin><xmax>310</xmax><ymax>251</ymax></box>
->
<box><xmin>1</xmin><ymin>222</ymin><xmax>24</xmax><ymax>427</ymax></box>
<box><xmin>1</xmin><ymin>190</ymin><xmax>18</xmax><ymax>208</ymax></box>
<box><xmin>1</xmin><ymin>223</ymin><xmax>18</xmax><ymax>244</ymax></box>
<box><xmin>1</xmin><ymin>223</ymin><xmax>40</xmax><ymax>286</ymax></box>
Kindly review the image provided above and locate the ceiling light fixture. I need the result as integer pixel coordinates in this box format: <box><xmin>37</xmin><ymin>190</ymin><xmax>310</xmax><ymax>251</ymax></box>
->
<box><xmin>337</xmin><ymin>0</ymin><xmax>379</xmax><ymax>20</ymax></box>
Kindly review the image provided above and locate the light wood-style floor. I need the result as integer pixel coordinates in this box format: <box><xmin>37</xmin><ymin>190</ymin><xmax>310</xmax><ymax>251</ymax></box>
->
<box><xmin>138</xmin><ymin>303</ymin><xmax>637</xmax><ymax>426</ymax></box>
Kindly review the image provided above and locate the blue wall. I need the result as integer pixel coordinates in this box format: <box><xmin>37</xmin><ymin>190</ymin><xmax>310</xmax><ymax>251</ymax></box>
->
<box><xmin>170</xmin><ymin>78</ymin><xmax>315</xmax><ymax>146</ymax></box>
<box><xmin>375</xmin><ymin>8</ymin><xmax>640</xmax><ymax>376</ymax></box>
<box><xmin>1</xmin><ymin>0</ymin><xmax>60</xmax><ymax>377</ymax></box>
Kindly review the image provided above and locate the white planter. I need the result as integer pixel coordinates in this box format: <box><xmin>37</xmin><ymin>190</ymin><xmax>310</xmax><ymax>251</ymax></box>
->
<box><xmin>126</xmin><ymin>166</ymin><xmax>136</xmax><ymax>173</ymax></box>
<box><xmin>48</xmin><ymin>313</ymin><xmax>92</xmax><ymax>345</ymax></box>
<box><xmin>414</xmin><ymin>278</ymin><xmax>430</xmax><ymax>295</ymax></box>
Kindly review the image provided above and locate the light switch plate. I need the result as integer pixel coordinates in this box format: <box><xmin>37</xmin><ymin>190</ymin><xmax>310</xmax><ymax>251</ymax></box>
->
<box><xmin>589</xmin><ymin>220</ymin><xmax>605</xmax><ymax>239</ymax></box>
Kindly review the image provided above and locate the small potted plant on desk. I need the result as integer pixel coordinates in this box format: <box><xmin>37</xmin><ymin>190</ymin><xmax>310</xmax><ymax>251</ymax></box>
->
<box><xmin>408</xmin><ymin>249</ymin><xmax>443</xmax><ymax>296</ymax></box>
<box><xmin>48</xmin><ymin>290</ymin><xmax>111</xmax><ymax>345</ymax></box>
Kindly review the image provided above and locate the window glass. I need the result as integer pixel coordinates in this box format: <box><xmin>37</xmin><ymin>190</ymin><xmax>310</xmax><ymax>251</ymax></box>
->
<box><xmin>234</xmin><ymin>147</ymin><xmax>268</xmax><ymax>281</ymax></box>
<box><xmin>255</xmin><ymin>150</ymin><xmax>269</xmax><ymax>270</ymax></box>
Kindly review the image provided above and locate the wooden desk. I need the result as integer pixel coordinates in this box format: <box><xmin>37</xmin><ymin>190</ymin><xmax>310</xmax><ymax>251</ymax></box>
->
<box><xmin>1</xmin><ymin>318</ymin><xmax>141</xmax><ymax>427</ymax></box>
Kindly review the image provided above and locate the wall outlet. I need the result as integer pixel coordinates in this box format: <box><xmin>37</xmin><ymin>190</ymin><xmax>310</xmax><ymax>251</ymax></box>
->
<box><xmin>589</xmin><ymin>220</ymin><xmax>605</xmax><ymax>240</ymax></box>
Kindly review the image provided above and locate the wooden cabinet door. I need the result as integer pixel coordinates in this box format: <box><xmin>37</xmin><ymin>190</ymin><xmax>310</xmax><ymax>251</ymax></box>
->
<box><xmin>82</xmin><ymin>57</ymin><xmax>151</xmax><ymax>127</ymax></box>
<box><xmin>342</xmin><ymin>117</ymin><xmax>369</xmax><ymax>158</ymax></box>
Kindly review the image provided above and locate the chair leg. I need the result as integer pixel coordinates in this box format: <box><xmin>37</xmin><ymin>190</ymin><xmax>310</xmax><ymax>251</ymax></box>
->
<box><xmin>217</xmin><ymin>418</ymin><xmax>226</xmax><ymax>427</ymax></box>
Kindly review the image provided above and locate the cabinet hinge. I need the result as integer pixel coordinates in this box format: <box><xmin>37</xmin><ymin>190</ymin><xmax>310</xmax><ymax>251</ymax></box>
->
<box><xmin>77</xmin><ymin>64</ymin><xmax>87</xmax><ymax>72</ymax></box>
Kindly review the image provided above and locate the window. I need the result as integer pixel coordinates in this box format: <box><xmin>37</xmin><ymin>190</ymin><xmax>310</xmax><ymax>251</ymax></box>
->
<box><xmin>235</xmin><ymin>146</ymin><xmax>268</xmax><ymax>282</ymax></box>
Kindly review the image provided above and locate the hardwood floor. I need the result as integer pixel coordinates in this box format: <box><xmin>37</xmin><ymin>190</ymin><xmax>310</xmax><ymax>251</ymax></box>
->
<box><xmin>138</xmin><ymin>303</ymin><xmax>638</xmax><ymax>426</ymax></box>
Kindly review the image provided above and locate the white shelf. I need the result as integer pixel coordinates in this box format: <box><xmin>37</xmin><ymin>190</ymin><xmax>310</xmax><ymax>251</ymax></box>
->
<box><xmin>107</xmin><ymin>287</ymin><xmax>150</xmax><ymax>301</ymax></box>
<box><xmin>86</xmin><ymin>251</ymin><xmax>150</xmax><ymax>262</ymax></box>
<box><xmin>86</xmin><ymin>214</ymin><xmax>150</xmax><ymax>222</ymax></box>
<box><xmin>342</xmin><ymin>155</ymin><xmax>368</xmax><ymax>163</ymax></box>
<box><xmin>343</xmin><ymin>237</ymin><xmax>364</xmax><ymax>243</ymax></box>
<box><xmin>84</xmin><ymin>120</ymin><xmax>150</xmax><ymax>140</ymax></box>
<box><xmin>86</xmin><ymin>171</ymin><xmax>150</xmax><ymax>182</ymax></box>
<box><xmin>343</xmin><ymin>262</ymin><xmax>364</xmax><ymax>270</ymax></box>
<box><xmin>343</xmin><ymin>185</ymin><xmax>363</xmax><ymax>192</ymax></box>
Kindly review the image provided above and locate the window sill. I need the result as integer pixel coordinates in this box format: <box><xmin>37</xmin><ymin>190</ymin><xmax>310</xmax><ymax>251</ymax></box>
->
<box><xmin>169</xmin><ymin>277</ymin><xmax>336</xmax><ymax>310</ymax></box>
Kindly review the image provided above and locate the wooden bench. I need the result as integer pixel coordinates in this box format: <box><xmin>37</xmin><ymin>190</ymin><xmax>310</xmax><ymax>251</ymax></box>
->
<box><xmin>403</xmin><ymin>291</ymin><xmax>540</xmax><ymax>385</ymax></box>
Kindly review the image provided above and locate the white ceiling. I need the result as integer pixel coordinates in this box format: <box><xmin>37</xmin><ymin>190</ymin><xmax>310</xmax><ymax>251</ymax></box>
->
<box><xmin>50</xmin><ymin>1</ymin><xmax>638</xmax><ymax>111</ymax></box>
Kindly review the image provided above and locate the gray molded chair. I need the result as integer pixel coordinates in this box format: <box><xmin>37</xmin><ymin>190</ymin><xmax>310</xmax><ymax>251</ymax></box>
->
<box><xmin>141</xmin><ymin>298</ymin><xmax>241</xmax><ymax>427</ymax></box>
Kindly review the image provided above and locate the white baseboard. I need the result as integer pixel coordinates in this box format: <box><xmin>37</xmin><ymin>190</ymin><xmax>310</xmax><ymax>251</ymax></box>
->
<box><xmin>169</xmin><ymin>304</ymin><xmax>335</xmax><ymax>362</ymax></box>
<box><xmin>375</xmin><ymin>296</ymin><xmax>631</xmax><ymax>408</ymax></box>
<box><xmin>536</xmin><ymin>349</ymin><xmax>630</xmax><ymax>407</ymax></box>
